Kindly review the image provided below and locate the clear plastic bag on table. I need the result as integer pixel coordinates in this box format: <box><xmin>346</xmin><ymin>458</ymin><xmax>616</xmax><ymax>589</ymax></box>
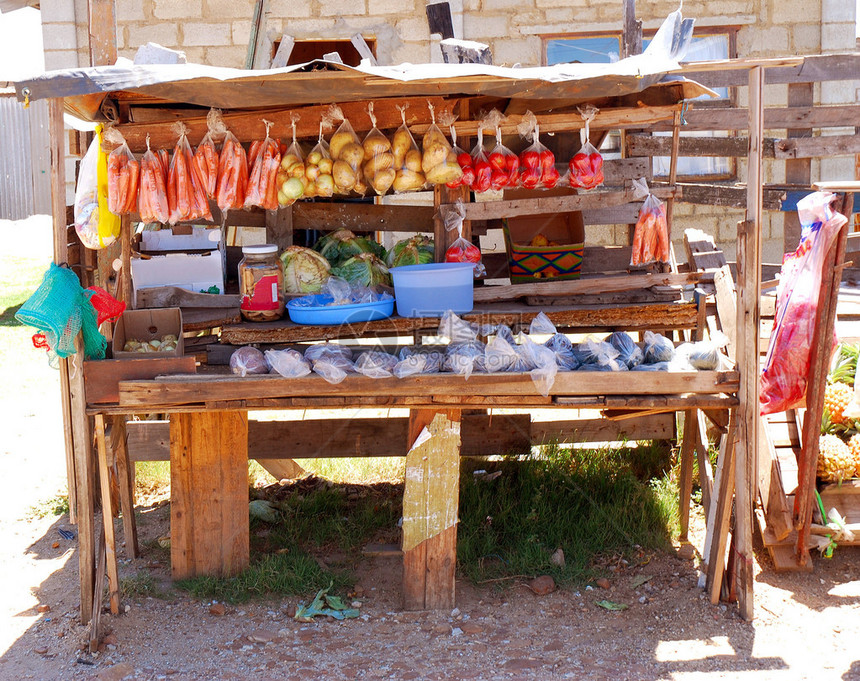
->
<box><xmin>576</xmin><ymin>337</ymin><xmax>620</xmax><ymax>366</ymax></box>
<box><xmin>642</xmin><ymin>330</ymin><xmax>675</xmax><ymax>364</ymax></box>
<box><xmin>321</xmin><ymin>275</ymin><xmax>353</xmax><ymax>306</ymax></box>
<box><xmin>484</xmin><ymin>334</ymin><xmax>520</xmax><ymax>373</ymax></box>
<box><xmin>530</xmin><ymin>314</ymin><xmax>581</xmax><ymax>370</ymax></box>
<box><xmin>681</xmin><ymin>340</ymin><xmax>723</xmax><ymax>371</ymax></box>
<box><xmin>230</xmin><ymin>346</ymin><xmax>269</xmax><ymax>376</ymax></box>
<box><xmin>394</xmin><ymin>346</ymin><xmax>444</xmax><ymax>378</ymax></box>
<box><xmin>312</xmin><ymin>354</ymin><xmax>354</xmax><ymax>384</ymax></box>
<box><xmin>276</xmin><ymin>113</ymin><xmax>306</xmax><ymax>207</ymax></box>
<box><xmin>486</xmin><ymin>110</ymin><xmax>519</xmax><ymax>190</ymax></box>
<box><xmin>519</xmin><ymin>332</ymin><xmax>559</xmax><ymax>395</ymax></box>
<box><xmin>496</xmin><ymin>324</ymin><xmax>516</xmax><ymax>345</ymax></box>
<box><xmin>445</xmin><ymin>340</ymin><xmax>486</xmax><ymax>379</ymax></box>
<box><xmin>440</xmin><ymin>201</ymin><xmax>485</xmax><ymax>277</ymax></box>
<box><xmin>391</xmin><ymin>104</ymin><xmax>426</xmax><ymax>193</ymax></box>
<box><xmin>244</xmin><ymin>119</ymin><xmax>281</xmax><ymax>211</ymax></box>
<box><xmin>216</xmin><ymin>124</ymin><xmax>249</xmax><ymax>211</ymax></box>
<box><xmin>421</xmin><ymin>102</ymin><xmax>462</xmax><ymax>186</ymax></box>
<box><xmin>304</xmin><ymin>342</ymin><xmax>353</xmax><ymax>363</ymax></box>
<box><xmin>265</xmin><ymin>348</ymin><xmax>311</xmax><ymax>378</ymax></box>
<box><xmin>632</xmin><ymin>361</ymin><xmax>670</xmax><ymax>372</ymax></box>
<box><xmin>761</xmin><ymin>191</ymin><xmax>847</xmax><ymax>415</ymax></box>
<box><xmin>304</xmin><ymin>120</ymin><xmax>335</xmax><ymax>198</ymax></box>
<box><xmin>104</xmin><ymin>127</ymin><xmax>139</xmax><ymax>215</ymax></box>
<box><xmin>354</xmin><ymin>350</ymin><xmax>398</xmax><ymax>379</ymax></box>
<box><xmin>517</xmin><ymin>112</ymin><xmax>559</xmax><ymax>190</ymax></box>
<box><xmin>567</xmin><ymin>105</ymin><xmax>604</xmax><ymax>190</ymax></box>
<box><xmin>607</xmin><ymin>331</ymin><xmax>644</xmax><ymax>369</ymax></box>
<box><xmin>630</xmin><ymin>177</ymin><xmax>669</xmax><ymax>266</ymax></box>
<box><xmin>139</xmin><ymin>134</ymin><xmax>170</xmax><ymax>224</ymax></box>
<box><xmin>360</xmin><ymin>103</ymin><xmax>396</xmax><ymax>196</ymax></box>
<box><xmin>470</xmin><ymin>125</ymin><xmax>492</xmax><ymax>193</ymax></box>
<box><xmin>438</xmin><ymin>310</ymin><xmax>478</xmax><ymax>343</ymax></box>
<box><xmin>168</xmin><ymin>121</ymin><xmax>212</xmax><ymax>223</ymax></box>
<box><xmin>444</xmin><ymin>114</ymin><xmax>474</xmax><ymax>190</ymax></box>
<box><xmin>326</xmin><ymin>104</ymin><xmax>364</xmax><ymax>195</ymax></box>
<box><xmin>74</xmin><ymin>125</ymin><xmax>121</xmax><ymax>249</ymax></box>
<box><xmin>193</xmin><ymin>108</ymin><xmax>224</xmax><ymax>200</ymax></box>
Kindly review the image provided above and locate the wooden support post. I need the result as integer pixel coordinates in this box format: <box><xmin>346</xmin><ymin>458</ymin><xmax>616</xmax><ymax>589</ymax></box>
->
<box><xmin>87</xmin><ymin>0</ymin><xmax>117</xmax><ymax>67</ymax></box>
<box><xmin>402</xmin><ymin>409</ymin><xmax>462</xmax><ymax>610</ymax></box>
<box><xmin>696</xmin><ymin>410</ymin><xmax>714</xmax><ymax>514</ymax></box>
<box><xmin>706</xmin><ymin>412</ymin><xmax>737</xmax><ymax>603</ymax></box>
<box><xmin>733</xmin><ymin>66</ymin><xmax>765</xmax><ymax>621</ymax></box>
<box><xmin>169</xmin><ymin>411</ymin><xmax>250</xmax><ymax>579</ymax></box>
<box><xmin>665</xmin><ymin>110</ymin><xmax>682</xmax><ymax>273</ymax></box>
<box><xmin>119</xmin><ymin>214</ymin><xmax>133</xmax><ymax>307</ymax></box>
<box><xmin>758</xmin><ymin>415</ymin><xmax>792</xmax><ymax>542</ymax></box>
<box><xmin>678</xmin><ymin>409</ymin><xmax>697</xmax><ymax>543</ymax></box>
<box><xmin>621</xmin><ymin>0</ymin><xmax>642</xmax><ymax>58</ymax></box>
<box><xmin>111</xmin><ymin>415</ymin><xmax>139</xmax><ymax>558</ymax></box>
<box><xmin>94</xmin><ymin>415</ymin><xmax>120</xmax><ymax>615</ymax></box>
<box><xmin>782</xmin><ymin>83</ymin><xmax>813</xmax><ymax>252</ymax></box>
<box><xmin>434</xmin><ymin>185</ymin><xmax>470</xmax><ymax>262</ymax></box>
<box><xmin>88</xmin><ymin>524</ymin><xmax>106</xmax><ymax>653</ymax></box>
<box><xmin>266</xmin><ymin>206</ymin><xmax>294</xmax><ymax>250</ymax></box>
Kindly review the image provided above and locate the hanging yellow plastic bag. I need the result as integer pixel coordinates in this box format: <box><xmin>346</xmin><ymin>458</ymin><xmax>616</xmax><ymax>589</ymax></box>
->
<box><xmin>74</xmin><ymin>124</ymin><xmax>121</xmax><ymax>249</ymax></box>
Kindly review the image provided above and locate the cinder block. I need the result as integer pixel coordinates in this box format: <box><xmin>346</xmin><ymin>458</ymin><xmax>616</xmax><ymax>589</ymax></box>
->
<box><xmin>182</xmin><ymin>46</ymin><xmax>207</xmax><ymax>64</ymax></box>
<box><xmin>791</xmin><ymin>23</ymin><xmax>821</xmax><ymax>52</ymax></box>
<box><xmin>491</xmin><ymin>37</ymin><xmax>540</xmax><ymax>66</ymax></box>
<box><xmin>205</xmin><ymin>45</ymin><xmax>248</xmax><ymax>67</ymax></box>
<box><xmin>823</xmin><ymin>0</ymin><xmax>856</xmax><ymax>23</ymax></box>
<box><xmin>128</xmin><ymin>23</ymin><xmax>179</xmax><ymax>50</ymax></box>
<box><xmin>822</xmin><ymin>23</ymin><xmax>856</xmax><ymax>51</ymax></box>
<box><xmin>397</xmin><ymin>17</ymin><xmax>430</xmax><ymax>43</ymax></box>
<box><xmin>203</xmin><ymin>0</ymin><xmax>257</xmax><ymax>19</ymax></box>
<box><xmin>267</xmin><ymin>0</ymin><xmax>313</xmax><ymax>18</ymax></box>
<box><xmin>40</xmin><ymin>0</ymin><xmax>77</xmax><ymax>23</ymax></box>
<box><xmin>181</xmin><ymin>22</ymin><xmax>233</xmax><ymax>47</ymax></box>
<box><xmin>391</xmin><ymin>41</ymin><xmax>431</xmax><ymax>65</ymax></box>
<box><xmin>44</xmin><ymin>48</ymin><xmax>80</xmax><ymax>71</ymax></box>
<box><xmin>368</xmin><ymin>0</ymin><xmax>409</xmax><ymax>14</ymax></box>
<box><xmin>534</xmin><ymin>0</ymin><xmax>576</xmax><ymax>7</ymax></box>
<box><xmin>319</xmin><ymin>0</ymin><xmax>367</xmax><ymax>17</ymax></box>
<box><xmin>463</xmin><ymin>13</ymin><xmax>509</xmax><ymax>39</ymax></box>
<box><xmin>232</xmin><ymin>20</ymin><xmax>253</xmax><ymax>46</ymax></box>
<box><xmin>484</xmin><ymin>0</ymin><xmax>528</xmax><ymax>9</ymax></box>
<box><xmin>154</xmin><ymin>0</ymin><xmax>203</xmax><ymax>20</ymax></box>
<box><xmin>821</xmin><ymin>79</ymin><xmax>855</xmax><ymax>105</ymax></box>
<box><xmin>278</xmin><ymin>18</ymin><xmax>339</xmax><ymax>36</ymax></box>
<box><xmin>116</xmin><ymin>0</ymin><xmax>146</xmax><ymax>22</ymax></box>
<box><xmin>42</xmin><ymin>22</ymin><xmax>78</xmax><ymax>50</ymax></box>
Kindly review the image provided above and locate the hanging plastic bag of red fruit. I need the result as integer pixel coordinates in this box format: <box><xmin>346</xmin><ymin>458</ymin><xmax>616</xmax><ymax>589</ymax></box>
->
<box><xmin>760</xmin><ymin>192</ymin><xmax>847</xmax><ymax>415</ymax></box>
<box><xmin>439</xmin><ymin>111</ymin><xmax>474</xmax><ymax>190</ymax></box>
<box><xmin>470</xmin><ymin>123</ymin><xmax>492</xmax><ymax>194</ymax></box>
<box><xmin>441</xmin><ymin>200</ymin><xmax>486</xmax><ymax>277</ymax></box>
<box><xmin>568</xmin><ymin>104</ymin><xmax>604</xmax><ymax>190</ymax></box>
<box><xmin>516</xmin><ymin>111</ymin><xmax>559</xmax><ymax>190</ymax></box>
<box><xmin>485</xmin><ymin>109</ymin><xmax>518</xmax><ymax>190</ymax></box>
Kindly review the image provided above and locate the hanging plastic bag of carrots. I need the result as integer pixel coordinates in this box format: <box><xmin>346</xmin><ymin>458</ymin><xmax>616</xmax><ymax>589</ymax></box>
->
<box><xmin>244</xmin><ymin>119</ymin><xmax>281</xmax><ymax>211</ymax></box>
<box><xmin>568</xmin><ymin>105</ymin><xmax>604</xmax><ymax>190</ymax></box>
<box><xmin>193</xmin><ymin>109</ymin><xmax>224</xmax><ymax>200</ymax></box>
<box><xmin>215</xmin><ymin>122</ymin><xmax>248</xmax><ymax>212</ymax></box>
<box><xmin>168</xmin><ymin>122</ymin><xmax>212</xmax><ymax>224</ymax></box>
<box><xmin>629</xmin><ymin>177</ymin><xmax>669</xmax><ymax>266</ymax></box>
<box><xmin>104</xmin><ymin>127</ymin><xmax>139</xmax><ymax>215</ymax></box>
<box><xmin>138</xmin><ymin>134</ymin><xmax>169</xmax><ymax>224</ymax></box>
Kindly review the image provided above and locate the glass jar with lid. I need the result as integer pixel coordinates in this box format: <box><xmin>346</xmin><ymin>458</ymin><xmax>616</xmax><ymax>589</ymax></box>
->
<box><xmin>238</xmin><ymin>244</ymin><xmax>284</xmax><ymax>321</ymax></box>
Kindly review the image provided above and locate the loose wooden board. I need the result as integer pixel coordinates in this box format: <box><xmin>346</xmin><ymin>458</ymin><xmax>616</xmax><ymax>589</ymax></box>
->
<box><xmin>473</xmin><ymin>273</ymin><xmax>699</xmax><ymax>303</ymax></box>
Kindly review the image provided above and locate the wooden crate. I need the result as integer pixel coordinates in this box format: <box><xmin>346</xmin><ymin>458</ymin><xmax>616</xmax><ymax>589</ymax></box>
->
<box><xmin>818</xmin><ymin>479</ymin><xmax>860</xmax><ymax>545</ymax></box>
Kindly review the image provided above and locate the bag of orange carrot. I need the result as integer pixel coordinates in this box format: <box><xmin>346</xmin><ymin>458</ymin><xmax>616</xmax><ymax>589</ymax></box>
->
<box><xmin>216</xmin><ymin>122</ymin><xmax>249</xmax><ymax>212</ymax></box>
<box><xmin>244</xmin><ymin>119</ymin><xmax>281</xmax><ymax>211</ymax></box>
<box><xmin>139</xmin><ymin>134</ymin><xmax>169</xmax><ymax>224</ymax></box>
<box><xmin>193</xmin><ymin>109</ymin><xmax>224</xmax><ymax>200</ymax></box>
<box><xmin>629</xmin><ymin>177</ymin><xmax>669</xmax><ymax>266</ymax></box>
<box><xmin>168</xmin><ymin>122</ymin><xmax>212</xmax><ymax>224</ymax></box>
<box><xmin>104</xmin><ymin>127</ymin><xmax>140</xmax><ymax>215</ymax></box>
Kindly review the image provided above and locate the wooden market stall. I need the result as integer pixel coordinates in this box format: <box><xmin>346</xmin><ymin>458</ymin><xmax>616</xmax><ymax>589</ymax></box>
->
<box><xmin>20</xmin><ymin>21</ymin><xmax>845</xmax><ymax>638</ymax></box>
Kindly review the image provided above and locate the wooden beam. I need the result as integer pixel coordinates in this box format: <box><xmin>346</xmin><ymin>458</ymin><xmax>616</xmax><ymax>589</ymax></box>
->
<box><xmin>706</xmin><ymin>413</ymin><xmax>737</xmax><ymax>603</ymax></box>
<box><xmin>402</xmin><ymin>410</ymin><xmax>461</xmax><ymax>610</ymax></box>
<box><xmin>94</xmin><ymin>415</ymin><xmax>120</xmax><ymax>615</ymax></box>
<box><xmin>734</xmin><ymin>66</ymin><xmax>765</xmax><ymax>621</ymax></box>
<box><xmin>782</xmin><ymin>83</ymin><xmax>813</xmax><ymax>251</ymax></box>
<box><xmin>654</xmin><ymin>104</ymin><xmax>860</xmax><ymax>133</ymax></box>
<box><xmin>672</xmin><ymin>182</ymin><xmax>785</xmax><ymax>211</ymax></box>
<box><xmin>678</xmin><ymin>409</ymin><xmax>697</xmax><ymax>543</ymax></box>
<box><xmin>87</xmin><ymin>0</ymin><xmax>117</xmax><ymax>67</ymax></box>
<box><xmin>293</xmin><ymin>201</ymin><xmax>435</xmax><ymax>234</ymax></box>
<box><xmin>621</xmin><ymin>0</ymin><xmax>642</xmax><ymax>58</ymax></box>
<box><xmin>681</xmin><ymin>53</ymin><xmax>860</xmax><ymax>89</ymax></box>
<box><xmin>111</xmin><ymin>416</ymin><xmax>139</xmax><ymax>558</ymax></box>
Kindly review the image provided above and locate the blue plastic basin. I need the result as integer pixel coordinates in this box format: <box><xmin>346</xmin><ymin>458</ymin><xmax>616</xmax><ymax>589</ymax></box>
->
<box><xmin>286</xmin><ymin>295</ymin><xmax>394</xmax><ymax>325</ymax></box>
<box><xmin>389</xmin><ymin>262</ymin><xmax>474</xmax><ymax>318</ymax></box>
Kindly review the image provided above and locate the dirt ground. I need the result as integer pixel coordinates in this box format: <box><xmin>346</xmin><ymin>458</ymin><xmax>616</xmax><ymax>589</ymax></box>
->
<box><xmin>3</xmin><ymin>217</ymin><xmax>860</xmax><ymax>680</ymax></box>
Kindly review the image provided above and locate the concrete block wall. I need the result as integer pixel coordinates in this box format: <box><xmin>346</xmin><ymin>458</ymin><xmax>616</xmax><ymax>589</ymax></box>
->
<box><xmin>39</xmin><ymin>0</ymin><xmax>857</xmax><ymax>259</ymax></box>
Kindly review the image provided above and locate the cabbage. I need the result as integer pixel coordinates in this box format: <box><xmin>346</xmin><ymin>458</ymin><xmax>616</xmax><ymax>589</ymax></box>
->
<box><xmin>280</xmin><ymin>246</ymin><xmax>331</xmax><ymax>293</ymax></box>
<box><xmin>314</xmin><ymin>228</ymin><xmax>386</xmax><ymax>266</ymax></box>
<box><xmin>332</xmin><ymin>252</ymin><xmax>391</xmax><ymax>287</ymax></box>
<box><xmin>387</xmin><ymin>235</ymin><xmax>434</xmax><ymax>268</ymax></box>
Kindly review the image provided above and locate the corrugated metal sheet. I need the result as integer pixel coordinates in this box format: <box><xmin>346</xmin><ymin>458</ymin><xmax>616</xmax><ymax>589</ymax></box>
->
<box><xmin>0</xmin><ymin>95</ymin><xmax>50</xmax><ymax>219</ymax></box>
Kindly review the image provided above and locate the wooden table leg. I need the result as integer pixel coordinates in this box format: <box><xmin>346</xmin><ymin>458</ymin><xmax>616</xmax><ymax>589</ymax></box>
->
<box><xmin>112</xmin><ymin>415</ymin><xmax>139</xmax><ymax>558</ymax></box>
<box><xmin>95</xmin><ymin>414</ymin><xmax>120</xmax><ymax>615</ymax></box>
<box><xmin>678</xmin><ymin>408</ymin><xmax>697</xmax><ymax>543</ymax></box>
<box><xmin>170</xmin><ymin>410</ymin><xmax>249</xmax><ymax>579</ymax></box>
<box><xmin>402</xmin><ymin>408</ymin><xmax>462</xmax><ymax>611</ymax></box>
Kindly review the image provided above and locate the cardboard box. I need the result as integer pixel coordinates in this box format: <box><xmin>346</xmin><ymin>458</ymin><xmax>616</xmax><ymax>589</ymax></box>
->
<box><xmin>503</xmin><ymin>212</ymin><xmax>585</xmax><ymax>284</ymax></box>
<box><xmin>112</xmin><ymin>308</ymin><xmax>184</xmax><ymax>359</ymax></box>
<box><xmin>132</xmin><ymin>227</ymin><xmax>226</xmax><ymax>306</ymax></box>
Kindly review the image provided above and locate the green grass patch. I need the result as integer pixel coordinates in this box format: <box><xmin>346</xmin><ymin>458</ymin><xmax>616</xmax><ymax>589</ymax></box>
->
<box><xmin>176</xmin><ymin>551</ymin><xmax>351</xmax><ymax>604</ymax></box>
<box><xmin>27</xmin><ymin>493</ymin><xmax>70</xmax><ymax>519</ymax></box>
<box><xmin>120</xmin><ymin>572</ymin><xmax>172</xmax><ymax>599</ymax></box>
<box><xmin>300</xmin><ymin>457</ymin><xmax>405</xmax><ymax>484</ymax></box>
<box><xmin>457</xmin><ymin>443</ymin><xmax>676</xmax><ymax>586</ymax></box>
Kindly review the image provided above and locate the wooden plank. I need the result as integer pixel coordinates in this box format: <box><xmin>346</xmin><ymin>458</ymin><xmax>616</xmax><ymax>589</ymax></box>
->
<box><xmin>758</xmin><ymin>415</ymin><xmax>793</xmax><ymax>542</ymax></box>
<box><xmin>135</xmin><ymin>287</ymin><xmax>241</xmax><ymax>310</ymax></box>
<box><xmin>118</xmin><ymin>370</ymin><xmax>739</xmax><ymax>410</ymax></box>
<box><xmin>94</xmin><ymin>414</ymin><xmax>120</xmax><ymax>615</ymax></box>
<box><xmin>621</xmin><ymin>0</ymin><xmax>642</xmax><ymax>58</ymax></box>
<box><xmin>266</xmin><ymin>206</ymin><xmax>293</xmax><ymax>249</ymax></box>
<box><xmin>673</xmin><ymin>182</ymin><xmax>785</xmax><ymax>211</ymax></box>
<box><xmin>169</xmin><ymin>411</ymin><xmax>250</xmax><ymax>579</ymax></box>
<box><xmin>774</xmin><ymin>134</ymin><xmax>860</xmax><ymax>160</ymax></box>
<box><xmin>462</xmin><ymin>186</ymin><xmax>677</xmax><ymax>222</ymax></box>
<box><xmin>111</xmin><ymin>416</ymin><xmax>139</xmax><ymax>558</ymax></box>
<box><xmin>681</xmin><ymin>53</ymin><xmax>860</xmax><ymax>89</ymax></box>
<box><xmin>402</xmin><ymin>410</ymin><xmax>462</xmax><ymax>610</ymax></box>
<box><xmin>629</xmin><ymin>133</ymin><xmax>860</xmax><ymax>161</ymax></box>
<box><xmin>219</xmin><ymin>301</ymin><xmax>700</xmax><ymax>344</ymax></box>
<box><xmin>532</xmin><ymin>412</ymin><xmax>674</xmax><ymax>442</ymax></box>
<box><xmin>714</xmin><ymin>265</ymin><xmax>737</xmax><ymax>362</ymax></box>
<box><xmin>87</xmin><ymin>0</ymin><xmax>117</xmax><ymax>67</ymax></box>
<box><xmin>293</xmin><ymin>201</ymin><xmax>435</xmax><ymax>233</ymax></box>
<box><xmin>678</xmin><ymin>409</ymin><xmax>697</xmax><ymax>543</ymax></box>
<box><xmin>88</xmin><ymin>524</ymin><xmax>106</xmax><ymax>653</ymax></box>
<box><xmin>695</xmin><ymin>409</ymin><xmax>714</xmax><ymax>513</ymax></box>
<box><xmin>473</xmin><ymin>272</ymin><xmax>699</xmax><ymax>304</ymax></box>
<box><xmin>84</xmin><ymin>357</ymin><xmax>197</xmax><ymax>405</ymax></box>
<box><xmin>706</xmin><ymin>412</ymin><xmax>737</xmax><ymax>604</ymax></box>
<box><xmin>654</xmin><ymin>104</ymin><xmax>860</xmax><ymax>133</ymax></box>
<box><xmin>734</xmin><ymin>67</ymin><xmax>765</xmax><ymax>621</ymax></box>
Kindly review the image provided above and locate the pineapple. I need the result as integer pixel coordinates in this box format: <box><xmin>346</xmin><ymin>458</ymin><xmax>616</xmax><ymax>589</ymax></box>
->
<box><xmin>848</xmin><ymin>433</ymin><xmax>860</xmax><ymax>478</ymax></box>
<box><xmin>823</xmin><ymin>382</ymin><xmax>854</xmax><ymax>427</ymax></box>
<box><xmin>817</xmin><ymin>434</ymin><xmax>855</xmax><ymax>483</ymax></box>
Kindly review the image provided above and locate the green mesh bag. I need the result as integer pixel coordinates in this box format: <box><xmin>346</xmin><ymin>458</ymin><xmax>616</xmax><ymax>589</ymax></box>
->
<box><xmin>16</xmin><ymin>263</ymin><xmax>106</xmax><ymax>362</ymax></box>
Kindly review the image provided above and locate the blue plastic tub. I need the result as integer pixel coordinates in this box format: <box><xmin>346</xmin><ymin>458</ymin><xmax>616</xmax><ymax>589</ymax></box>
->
<box><xmin>286</xmin><ymin>294</ymin><xmax>394</xmax><ymax>325</ymax></box>
<box><xmin>389</xmin><ymin>262</ymin><xmax>474</xmax><ymax>317</ymax></box>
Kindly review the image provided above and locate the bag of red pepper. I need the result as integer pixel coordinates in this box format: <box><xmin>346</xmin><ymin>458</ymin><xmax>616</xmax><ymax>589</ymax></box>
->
<box><xmin>517</xmin><ymin>111</ymin><xmax>559</xmax><ymax>190</ymax></box>
<box><xmin>568</xmin><ymin>105</ymin><xmax>604</xmax><ymax>190</ymax></box>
